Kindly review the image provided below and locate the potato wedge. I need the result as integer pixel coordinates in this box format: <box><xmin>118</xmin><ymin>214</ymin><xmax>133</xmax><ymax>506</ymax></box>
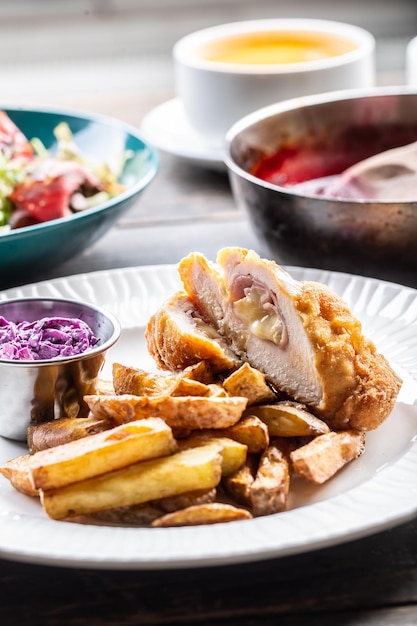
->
<box><xmin>180</xmin><ymin>360</ymin><xmax>215</xmax><ymax>384</ymax></box>
<box><xmin>112</xmin><ymin>363</ymin><xmax>210</xmax><ymax>397</ymax></box>
<box><xmin>154</xmin><ymin>487</ymin><xmax>217</xmax><ymax>513</ymax></box>
<box><xmin>250</xmin><ymin>441</ymin><xmax>291</xmax><ymax>516</ymax></box>
<box><xmin>290</xmin><ymin>429</ymin><xmax>366</xmax><ymax>484</ymax></box>
<box><xmin>113</xmin><ymin>363</ymin><xmax>173</xmax><ymax>396</ymax></box>
<box><xmin>205</xmin><ymin>384</ymin><xmax>227</xmax><ymax>398</ymax></box>
<box><xmin>92</xmin><ymin>488</ymin><xmax>217</xmax><ymax>525</ymax></box>
<box><xmin>223</xmin><ymin>363</ymin><xmax>277</xmax><ymax>405</ymax></box>
<box><xmin>84</xmin><ymin>393</ymin><xmax>248</xmax><ymax>430</ymax></box>
<box><xmin>245</xmin><ymin>401</ymin><xmax>330</xmax><ymax>437</ymax></box>
<box><xmin>223</xmin><ymin>454</ymin><xmax>258</xmax><ymax>506</ymax></box>
<box><xmin>27</xmin><ymin>416</ymin><xmax>113</xmax><ymax>454</ymax></box>
<box><xmin>221</xmin><ymin>415</ymin><xmax>270</xmax><ymax>454</ymax></box>
<box><xmin>41</xmin><ymin>443</ymin><xmax>223</xmax><ymax>520</ymax></box>
<box><xmin>179</xmin><ymin>435</ymin><xmax>247</xmax><ymax>476</ymax></box>
<box><xmin>169</xmin><ymin>378</ymin><xmax>212</xmax><ymax>397</ymax></box>
<box><xmin>223</xmin><ymin>441</ymin><xmax>291</xmax><ymax>515</ymax></box>
<box><xmin>195</xmin><ymin>415</ymin><xmax>269</xmax><ymax>454</ymax></box>
<box><xmin>151</xmin><ymin>502</ymin><xmax>252</xmax><ymax>527</ymax></box>
<box><xmin>0</xmin><ymin>455</ymin><xmax>39</xmax><ymax>497</ymax></box>
<box><xmin>91</xmin><ymin>503</ymin><xmax>163</xmax><ymax>526</ymax></box>
<box><xmin>30</xmin><ymin>418</ymin><xmax>177</xmax><ymax>491</ymax></box>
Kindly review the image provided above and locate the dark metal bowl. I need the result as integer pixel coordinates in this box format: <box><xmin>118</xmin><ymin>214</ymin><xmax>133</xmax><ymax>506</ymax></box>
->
<box><xmin>224</xmin><ymin>87</ymin><xmax>417</xmax><ymax>286</ymax></box>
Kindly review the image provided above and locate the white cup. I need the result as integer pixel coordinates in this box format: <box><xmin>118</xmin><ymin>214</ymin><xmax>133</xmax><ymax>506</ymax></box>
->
<box><xmin>173</xmin><ymin>19</ymin><xmax>376</xmax><ymax>144</ymax></box>
<box><xmin>407</xmin><ymin>36</ymin><xmax>417</xmax><ymax>86</ymax></box>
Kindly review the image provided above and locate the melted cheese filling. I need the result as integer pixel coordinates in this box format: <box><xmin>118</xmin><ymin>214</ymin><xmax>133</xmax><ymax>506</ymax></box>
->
<box><xmin>193</xmin><ymin>317</ymin><xmax>223</xmax><ymax>340</ymax></box>
<box><xmin>234</xmin><ymin>289</ymin><xmax>284</xmax><ymax>345</ymax></box>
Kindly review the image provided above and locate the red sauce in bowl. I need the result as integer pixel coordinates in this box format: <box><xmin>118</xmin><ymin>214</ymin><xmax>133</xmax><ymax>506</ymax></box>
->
<box><xmin>249</xmin><ymin>123</ymin><xmax>417</xmax><ymax>189</ymax></box>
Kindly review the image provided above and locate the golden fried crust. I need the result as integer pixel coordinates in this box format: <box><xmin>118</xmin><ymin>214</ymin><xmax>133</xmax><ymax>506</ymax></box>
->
<box><xmin>149</xmin><ymin>248</ymin><xmax>402</xmax><ymax>433</ymax></box>
<box><xmin>145</xmin><ymin>292</ymin><xmax>239</xmax><ymax>374</ymax></box>
<box><xmin>295</xmin><ymin>281</ymin><xmax>402</xmax><ymax>430</ymax></box>
<box><xmin>334</xmin><ymin>351</ymin><xmax>402</xmax><ymax>431</ymax></box>
<box><xmin>178</xmin><ymin>252</ymin><xmax>228</xmax><ymax>325</ymax></box>
<box><xmin>145</xmin><ymin>304</ymin><xmax>169</xmax><ymax>370</ymax></box>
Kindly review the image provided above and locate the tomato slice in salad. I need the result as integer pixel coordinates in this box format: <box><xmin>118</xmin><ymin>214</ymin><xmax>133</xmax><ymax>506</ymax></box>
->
<box><xmin>10</xmin><ymin>160</ymin><xmax>101</xmax><ymax>223</ymax></box>
<box><xmin>0</xmin><ymin>112</ymin><xmax>124</xmax><ymax>230</ymax></box>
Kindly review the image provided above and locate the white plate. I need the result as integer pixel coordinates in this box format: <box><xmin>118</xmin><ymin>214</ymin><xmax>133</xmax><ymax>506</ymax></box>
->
<box><xmin>1</xmin><ymin>264</ymin><xmax>417</xmax><ymax>570</ymax></box>
<box><xmin>140</xmin><ymin>98</ymin><xmax>225</xmax><ymax>170</ymax></box>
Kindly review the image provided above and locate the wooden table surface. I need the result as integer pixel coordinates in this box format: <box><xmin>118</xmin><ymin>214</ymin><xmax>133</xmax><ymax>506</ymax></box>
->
<box><xmin>2</xmin><ymin>78</ymin><xmax>417</xmax><ymax>624</ymax></box>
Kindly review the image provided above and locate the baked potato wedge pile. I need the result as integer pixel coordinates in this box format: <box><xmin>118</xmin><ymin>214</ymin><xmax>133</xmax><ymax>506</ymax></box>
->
<box><xmin>0</xmin><ymin>360</ymin><xmax>365</xmax><ymax>527</ymax></box>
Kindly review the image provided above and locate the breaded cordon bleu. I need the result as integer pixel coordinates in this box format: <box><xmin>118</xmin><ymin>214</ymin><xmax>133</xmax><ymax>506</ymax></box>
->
<box><xmin>145</xmin><ymin>247</ymin><xmax>402</xmax><ymax>431</ymax></box>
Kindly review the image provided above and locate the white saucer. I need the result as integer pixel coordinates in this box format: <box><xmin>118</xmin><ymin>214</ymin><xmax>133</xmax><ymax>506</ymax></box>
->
<box><xmin>140</xmin><ymin>98</ymin><xmax>225</xmax><ymax>170</ymax></box>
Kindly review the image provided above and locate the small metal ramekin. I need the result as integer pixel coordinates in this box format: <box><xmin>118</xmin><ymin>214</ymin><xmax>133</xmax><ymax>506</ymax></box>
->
<box><xmin>0</xmin><ymin>297</ymin><xmax>120</xmax><ymax>441</ymax></box>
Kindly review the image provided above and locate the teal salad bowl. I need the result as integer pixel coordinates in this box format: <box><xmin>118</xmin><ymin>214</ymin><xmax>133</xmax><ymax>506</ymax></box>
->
<box><xmin>0</xmin><ymin>107</ymin><xmax>159</xmax><ymax>288</ymax></box>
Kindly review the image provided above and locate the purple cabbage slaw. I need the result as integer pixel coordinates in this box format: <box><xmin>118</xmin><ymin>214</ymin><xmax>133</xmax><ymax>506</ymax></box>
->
<box><xmin>0</xmin><ymin>315</ymin><xmax>99</xmax><ymax>361</ymax></box>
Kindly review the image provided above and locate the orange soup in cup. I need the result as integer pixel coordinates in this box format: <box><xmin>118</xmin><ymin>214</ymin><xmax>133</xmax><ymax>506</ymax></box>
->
<box><xmin>173</xmin><ymin>19</ymin><xmax>375</xmax><ymax>141</ymax></box>
<box><xmin>196</xmin><ymin>31</ymin><xmax>358</xmax><ymax>65</ymax></box>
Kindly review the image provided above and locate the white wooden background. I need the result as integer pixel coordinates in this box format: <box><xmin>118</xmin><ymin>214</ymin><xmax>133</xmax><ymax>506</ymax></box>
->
<box><xmin>0</xmin><ymin>0</ymin><xmax>414</xmax><ymax>102</ymax></box>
